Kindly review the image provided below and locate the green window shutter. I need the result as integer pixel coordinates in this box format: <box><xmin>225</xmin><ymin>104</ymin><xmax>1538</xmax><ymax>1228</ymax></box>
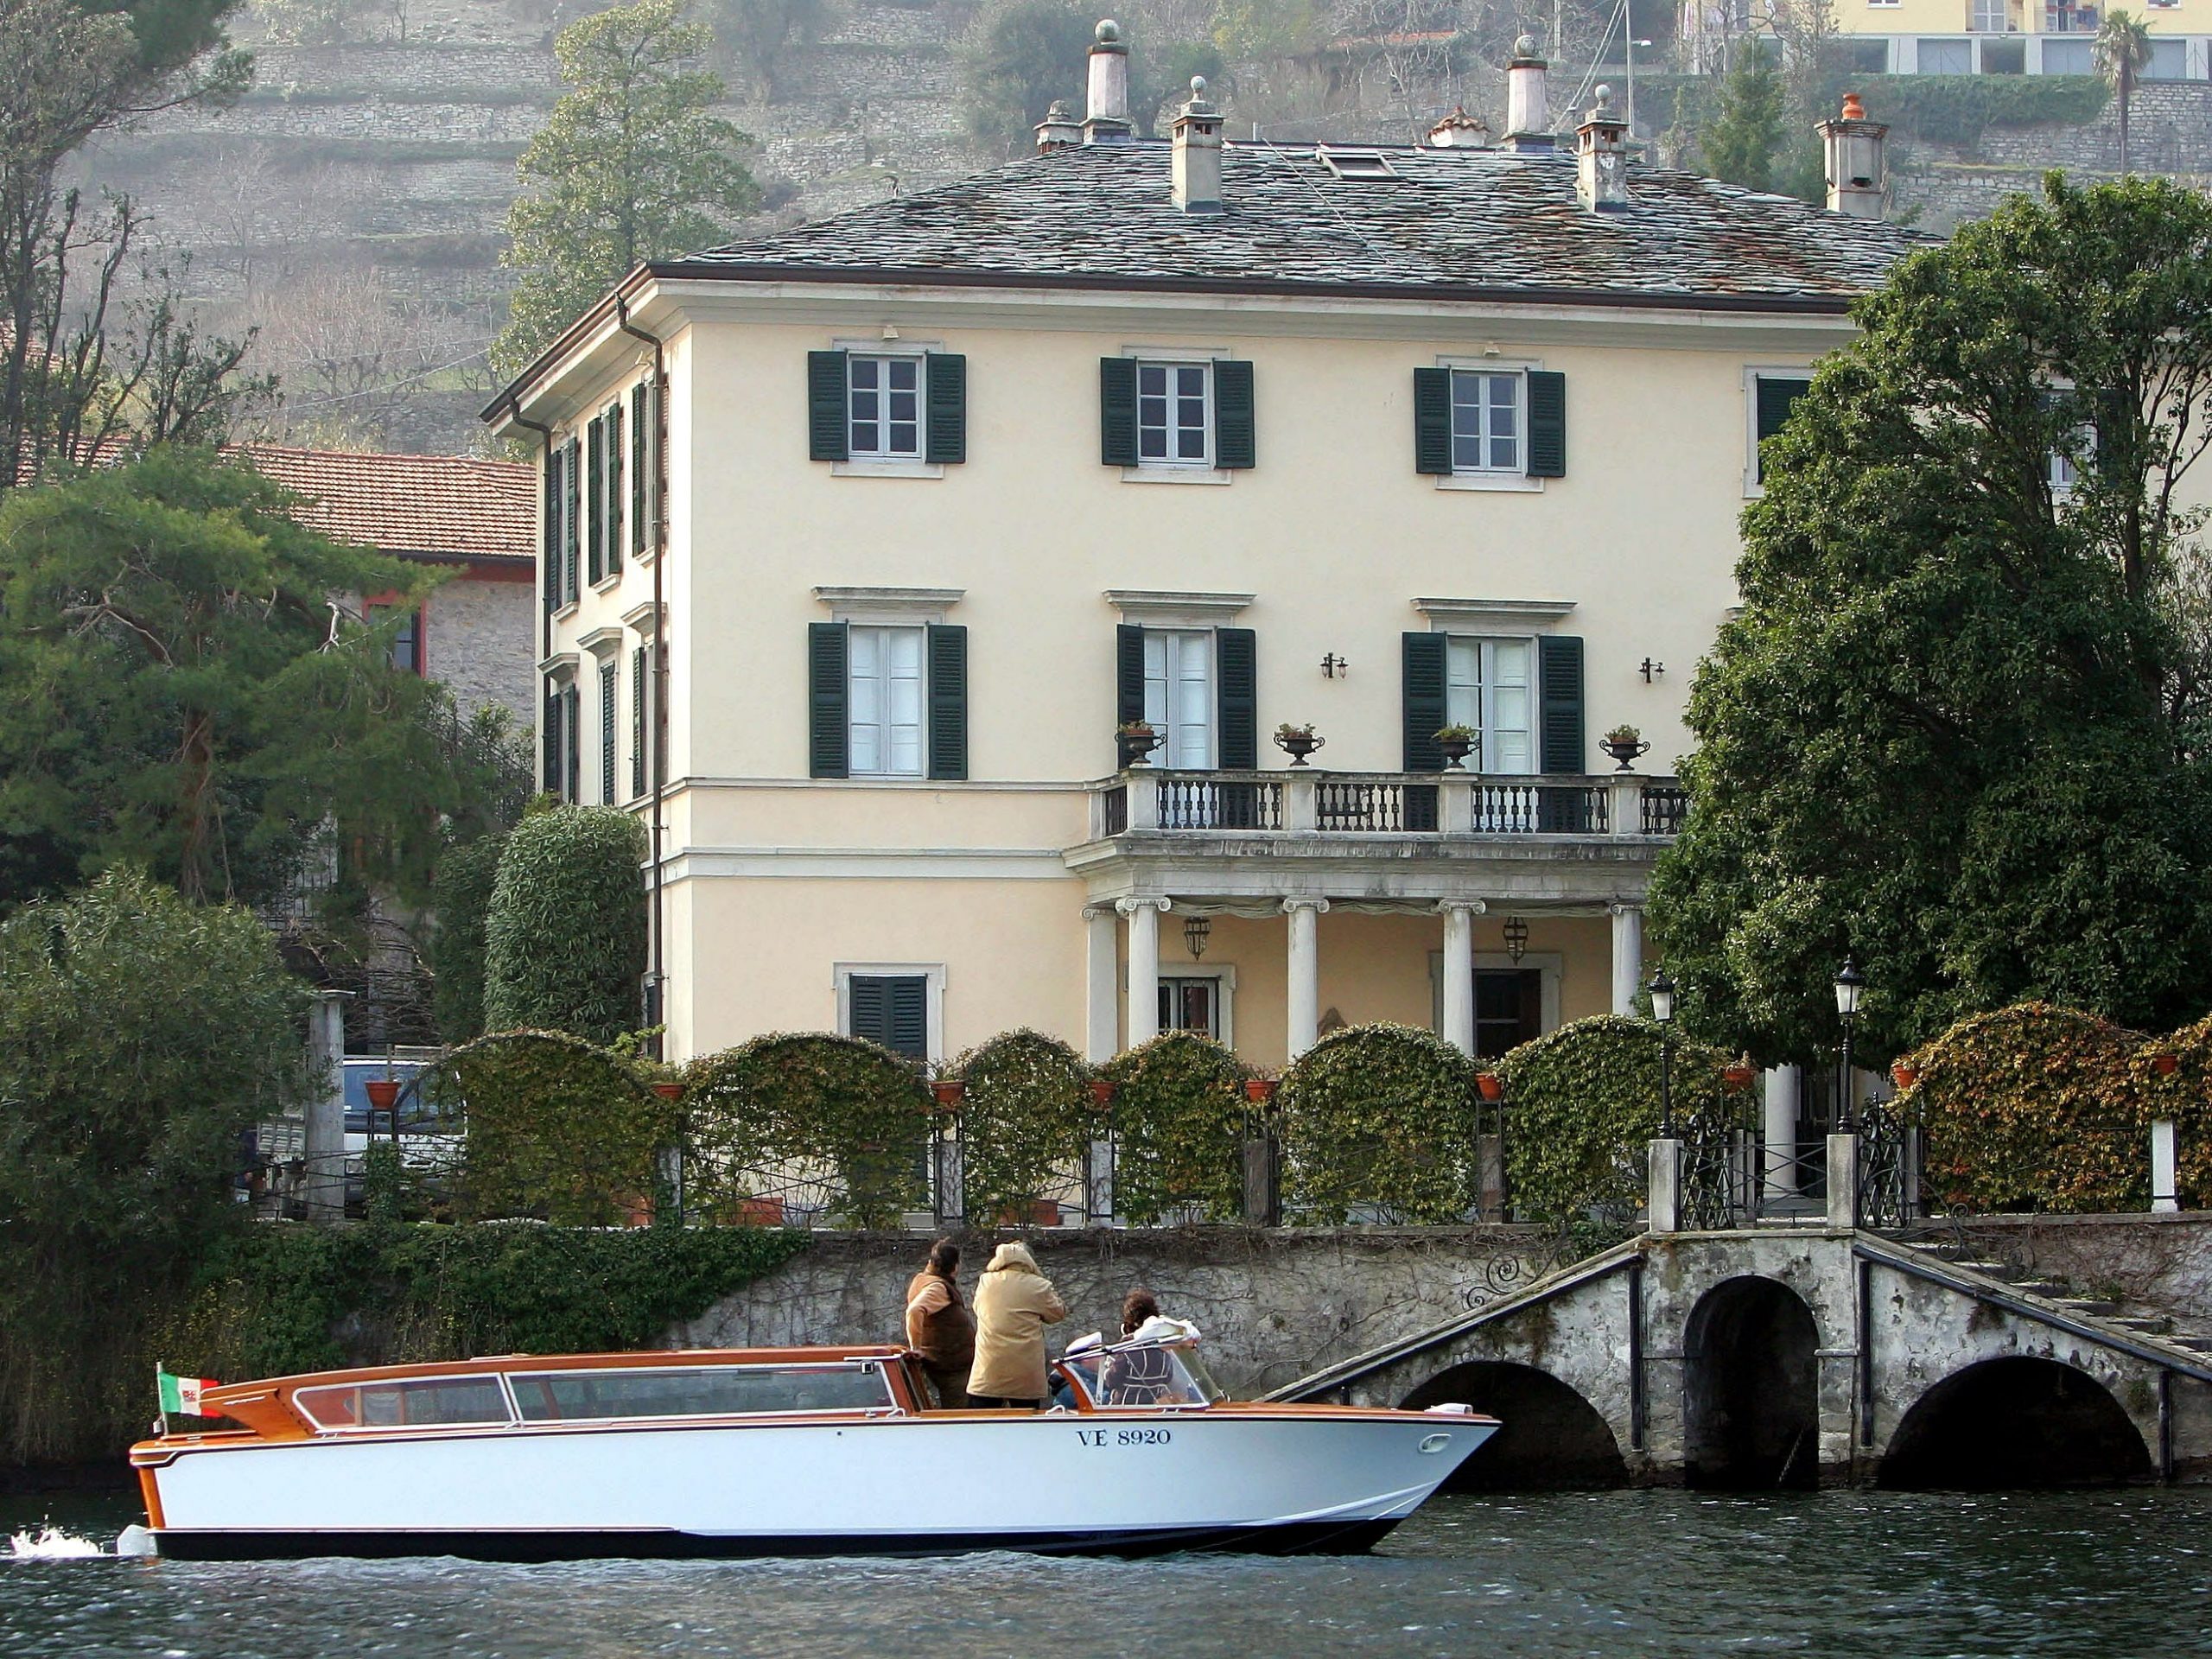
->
<box><xmin>541</xmin><ymin>448</ymin><xmax>559</xmax><ymax>613</ymax></box>
<box><xmin>1116</xmin><ymin>623</ymin><xmax>1146</xmax><ymax>730</ymax></box>
<box><xmin>925</xmin><ymin>352</ymin><xmax>967</xmax><ymax>465</ymax></box>
<box><xmin>809</xmin><ymin>621</ymin><xmax>849</xmax><ymax>779</ymax></box>
<box><xmin>1100</xmin><ymin>357</ymin><xmax>1138</xmax><ymax>467</ymax></box>
<box><xmin>1413</xmin><ymin>367</ymin><xmax>1452</xmax><ymax>475</ymax></box>
<box><xmin>563</xmin><ymin>684</ymin><xmax>581</xmax><ymax>803</ymax></box>
<box><xmin>1214</xmin><ymin>359</ymin><xmax>1255</xmax><ymax>470</ymax></box>
<box><xmin>563</xmin><ymin>438</ymin><xmax>581</xmax><ymax>602</ymax></box>
<box><xmin>1217</xmin><ymin>626</ymin><xmax>1257</xmax><ymax>769</ymax></box>
<box><xmin>1526</xmin><ymin>371</ymin><xmax>1567</xmax><ymax>478</ymax></box>
<box><xmin>849</xmin><ymin>974</ymin><xmax>928</xmax><ymax>1058</ymax></box>
<box><xmin>1538</xmin><ymin>635</ymin><xmax>1585</xmax><ymax>775</ymax></box>
<box><xmin>600</xmin><ymin>658</ymin><xmax>617</xmax><ymax>804</ymax></box>
<box><xmin>542</xmin><ymin>680</ymin><xmax>561</xmax><ymax>792</ymax></box>
<box><xmin>1754</xmin><ymin>376</ymin><xmax>1811</xmax><ymax>483</ymax></box>
<box><xmin>926</xmin><ymin>623</ymin><xmax>968</xmax><ymax>781</ymax></box>
<box><xmin>630</xmin><ymin>383</ymin><xmax>650</xmax><ymax>556</ymax></box>
<box><xmin>630</xmin><ymin>645</ymin><xmax>648</xmax><ymax>799</ymax></box>
<box><xmin>586</xmin><ymin>415</ymin><xmax>604</xmax><ymax>585</ymax></box>
<box><xmin>607</xmin><ymin>400</ymin><xmax>624</xmax><ymax>575</ymax></box>
<box><xmin>1402</xmin><ymin>632</ymin><xmax>1447</xmax><ymax>772</ymax></box>
<box><xmin>808</xmin><ymin>350</ymin><xmax>849</xmax><ymax>462</ymax></box>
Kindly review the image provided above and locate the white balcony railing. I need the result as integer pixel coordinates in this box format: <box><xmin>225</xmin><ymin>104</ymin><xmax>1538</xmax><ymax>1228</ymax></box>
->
<box><xmin>1093</xmin><ymin>770</ymin><xmax>1687</xmax><ymax>841</ymax></box>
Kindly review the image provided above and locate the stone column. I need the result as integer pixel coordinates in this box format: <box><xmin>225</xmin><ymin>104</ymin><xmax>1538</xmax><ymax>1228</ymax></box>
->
<box><xmin>1284</xmin><ymin>897</ymin><xmax>1330</xmax><ymax>1058</ymax></box>
<box><xmin>1648</xmin><ymin>1136</ymin><xmax>1682</xmax><ymax>1233</ymax></box>
<box><xmin>303</xmin><ymin>989</ymin><xmax>351</xmax><ymax>1224</ymax></box>
<box><xmin>1826</xmin><ymin>1133</ymin><xmax>1859</xmax><ymax>1230</ymax></box>
<box><xmin>1610</xmin><ymin>902</ymin><xmax>1643</xmax><ymax>1016</ymax></box>
<box><xmin>1763</xmin><ymin>1064</ymin><xmax>1802</xmax><ymax>1199</ymax></box>
<box><xmin>1119</xmin><ymin>896</ymin><xmax>1168</xmax><ymax>1047</ymax></box>
<box><xmin>1437</xmin><ymin>899</ymin><xmax>1484</xmax><ymax>1056</ymax></box>
<box><xmin>2152</xmin><ymin>1120</ymin><xmax>2180</xmax><ymax>1215</ymax></box>
<box><xmin>1084</xmin><ymin>904</ymin><xmax>1119</xmax><ymax>1061</ymax></box>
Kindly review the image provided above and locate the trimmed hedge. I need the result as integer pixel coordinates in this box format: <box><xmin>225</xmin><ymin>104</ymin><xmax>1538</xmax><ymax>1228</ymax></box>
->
<box><xmin>428</xmin><ymin>830</ymin><xmax>507</xmax><ymax>1043</ymax></box>
<box><xmin>1102</xmin><ymin>1031</ymin><xmax>1249</xmax><ymax>1224</ymax></box>
<box><xmin>683</xmin><ymin>1032</ymin><xmax>931</xmax><ymax>1229</ymax></box>
<box><xmin>1497</xmin><ymin>1014</ymin><xmax>1730</xmax><ymax>1226</ymax></box>
<box><xmin>1277</xmin><ymin>1022</ymin><xmax>1483</xmax><ymax>1224</ymax></box>
<box><xmin>953</xmin><ymin>1028</ymin><xmax>1092</xmax><ymax>1224</ymax></box>
<box><xmin>482</xmin><ymin>805</ymin><xmax>647</xmax><ymax>1045</ymax></box>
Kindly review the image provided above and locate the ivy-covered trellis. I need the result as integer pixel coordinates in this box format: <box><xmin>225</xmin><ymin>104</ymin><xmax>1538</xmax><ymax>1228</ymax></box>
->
<box><xmin>1276</xmin><ymin>1023</ymin><xmax>1484</xmax><ymax>1224</ymax></box>
<box><xmin>1100</xmin><ymin>1031</ymin><xmax>1250</xmax><ymax>1224</ymax></box>
<box><xmin>950</xmin><ymin>1028</ymin><xmax>1093</xmax><ymax>1224</ymax></box>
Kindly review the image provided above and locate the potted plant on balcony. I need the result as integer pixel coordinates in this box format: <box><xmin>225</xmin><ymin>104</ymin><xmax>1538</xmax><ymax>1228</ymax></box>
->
<box><xmin>1434</xmin><ymin>722</ymin><xmax>1478</xmax><ymax>769</ymax></box>
<box><xmin>1600</xmin><ymin>723</ymin><xmax>1650</xmax><ymax>772</ymax></box>
<box><xmin>1273</xmin><ymin>721</ymin><xmax>1325</xmax><ymax>766</ymax></box>
<box><xmin>1116</xmin><ymin>721</ymin><xmax>1161</xmax><ymax>769</ymax></box>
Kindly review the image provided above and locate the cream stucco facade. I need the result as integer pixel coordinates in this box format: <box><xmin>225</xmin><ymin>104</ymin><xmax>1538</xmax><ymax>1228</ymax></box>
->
<box><xmin>489</xmin><ymin>120</ymin><xmax>1915</xmax><ymax>1073</ymax></box>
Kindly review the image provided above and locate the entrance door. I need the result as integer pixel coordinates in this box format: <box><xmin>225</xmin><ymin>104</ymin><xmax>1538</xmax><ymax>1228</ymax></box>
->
<box><xmin>1158</xmin><ymin>977</ymin><xmax>1220</xmax><ymax>1039</ymax></box>
<box><xmin>1473</xmin><ymin>969</ymin><xmax>1541</xmax><ymax>1059</ymax></box>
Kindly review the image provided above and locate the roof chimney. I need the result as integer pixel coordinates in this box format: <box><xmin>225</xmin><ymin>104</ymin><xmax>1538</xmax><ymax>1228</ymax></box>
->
<box><xmin>1035</xmin><ymin>99</ymin><xmax>1080</xmax><ymax>152</ymax></box>
<box><xmin>1817</xmin><ymin>92</ymin><xmax>1887</xmax><ymax>219</ymax></box>
<box><xmin>1171</xmin><ymin>76</ymin><xmax>1224</xmax><ymax>213</ymax></box>
<box><xmin>1426</xmin><ymin>105</ymin><xmax>1493</xmax><ymax>149</ymax></box>
<box><xmin>1084</xmin><ymin>19</ymin><xmax>1132</xmax><ymax>145</ymax></box>
<box><xmin>1505</xmin><ymin>35</ymin><xmax>1552</xmax><ymax>153</ymax></box>
<box><xmin>1575</xmin><ymin>86</ymin><xmax>1630</xmax><ymax>211</ymax></box>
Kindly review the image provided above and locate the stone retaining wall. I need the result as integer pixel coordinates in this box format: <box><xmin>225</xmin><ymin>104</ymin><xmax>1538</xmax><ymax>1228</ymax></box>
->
<box><xmin>1956</xmin><ymin>1212</ymin><xmax>2212</xmax><ymax>1324</ymax></box>
<box><xmin>676</xmin><ymin>1227</ymin><xmax>1553</xmax><ymax>1400</ymax></box>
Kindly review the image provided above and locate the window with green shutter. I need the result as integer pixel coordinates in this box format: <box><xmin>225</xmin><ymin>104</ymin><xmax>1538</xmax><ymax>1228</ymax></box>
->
<box><xmin>586</xmin><ymin>414</ymin><xmax>604</xmax><ymax>586</ymax></box>
<box><xmin>542</xmin><ymin>679</ymin><xmax>562</xmax><ymax>793</ymax></box>
<box><xmin>848</xmin><ymin>973</ymin><xmax>929</xmax><ymax>1059</ymax></box>
<box><xmin>808</xmin><ymin>350</ymin><xmax>849</xmax><ymax>462</ymax></box>
<box><xmin>630</xmin><ymin>645</ymin><xmax>648</xmax><ymax>800</ymax></box>
<box><xmin>1116</xmin><ymin>623</ymin><xmax>1147</xmax><ymax>731</ymax></box>
<box><xmin>630</xmin><ymin>381</ymin><xmax>652</xmax><ymax>556</ymax></box>
<box><xmin>1412</xmin><ymin>368</ymin><xmax>1452</xmax><ymax>475</ymax></box>
<box><xmin>1526</xmin><ymin>370</ymin><xmax>1567</xmax><ymax>478</ymax></box>
<box><xmin>541</xmin><ymin>447</ymin><xmax>561</xmax><ymax>613</ymax></box>
<box><xmin>925</xmin><ymin>353</ymin><xmax>966</xmax><ymax>465</ymax></box>
<box><xmin>1536</xmin><ymin>634</ymin><xmax>1586</xmax><ymax>830</ymax></box>
<box><xmin>1100</xmin><ymin>357</ymin><xmax>1139</xmax><ymax>467</ymax></box>
<box><xmin>1216</xmin><ymin>627</ymin><xmax>1256</xmax><ymax>767</ymax></box>
<box><xmin>606</xmin><ymin>400</ymin><xmax>624</xmax><ymax>577</ymax></box>
<box><xmin>809</xmin><ymin>621</ymin><xmax>849</xmax><ymax>779</ymax></box>
<box><xmin>1402</xmin><ymin>632</ymin><xmax>1447</xmax><ymax>771</ymax></box>
<box><xmin>599</xmin><ymin>658</ymin><xmax>617</xmax><ymax>804</ymax></box>
<box><xmin>926</xmin><ymin>623</ymin><xmax>968</xmax><ymax>780</ymax></box>
<box><xmin>1213</xmin><ymin>359</ymin><xmax>1255</xmax><ymax>470</ymax></box>
<box><xmin>1752</xmin><ymin>374</ymin><xmax>1812</xmax><ymax>484</ymax></box>
<box><xmin>563</xmin><ymin>683</ymin><xmax>581</xmax><ymax>803</ymax></box>
<box><xmin>562</xmin><ymin>438</ymin><xmax>581</xmax><ymax>604</ymax></box>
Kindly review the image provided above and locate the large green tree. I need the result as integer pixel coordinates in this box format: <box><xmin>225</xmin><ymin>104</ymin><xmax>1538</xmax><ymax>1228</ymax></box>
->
<box><xmin>1649</xmin><ymin>175</ymin><xmax>2212</xmax><ymax>1064</ymax></box>
<box><xmin>1700</xmin><ymin>46</ymin><xmax>1784</xmax><ymax>193</ymax></box>
<box><xmin>0</xmin><ymin>446</ymin><xmax>500</xmax><ymax>912</ymax></box>
<box><xmin>493</xmin><ymin>0</ymin><xmax>760</xmax><ymax>378</ymax></box>
<box><xmin>0</xmin><ymin>867</ymin><xmax>305</xmax><ymax>1461</ymax></box>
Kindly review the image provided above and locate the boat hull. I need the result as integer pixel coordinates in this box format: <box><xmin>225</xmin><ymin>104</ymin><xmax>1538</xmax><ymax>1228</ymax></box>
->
<box><xmin>141</xmin><ymin>1410</ymin><xmax>1490</xmax><ymax>1561</ymax></box>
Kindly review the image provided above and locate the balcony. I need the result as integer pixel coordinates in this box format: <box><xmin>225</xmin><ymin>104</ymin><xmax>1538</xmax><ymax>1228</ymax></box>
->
<box><xmin>1090</xmin><ymin>769</ymin><xmax>1687</xmax><ymax>842</ymax></box>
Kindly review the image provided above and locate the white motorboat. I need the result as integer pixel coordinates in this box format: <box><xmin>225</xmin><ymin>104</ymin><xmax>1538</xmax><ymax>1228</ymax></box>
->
<box><xmin>130</xmin><ymin>1332</ymin><xmax>1496</xmax><ymax>1560</ymax></box>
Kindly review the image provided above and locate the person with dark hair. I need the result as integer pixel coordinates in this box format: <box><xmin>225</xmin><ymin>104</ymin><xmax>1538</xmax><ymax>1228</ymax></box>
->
<box><xmin>1102</xmin><ymin>1287</ymin><xmax>1192</xmax><ymax>1406</ymax></box>
<box><xmin>1119</xmin><ymin>1288</ymin><xmax>1161</xmax><ymax>1338</ymax></box>
<box><xmin>905</xmin><ymin>1237</ymin><xmax>976</xmax><ymax>1410</ymax></box>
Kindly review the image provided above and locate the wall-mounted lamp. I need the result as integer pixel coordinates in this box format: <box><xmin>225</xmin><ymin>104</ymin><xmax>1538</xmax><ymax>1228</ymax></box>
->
<box><xmin>1640</xmin><ymin>658</ymin><xmax>1665</xmax><ymax>683</ymax></box>
<box><xmin>1321</xmin><ymin>653</ymin><xmax>1348</xmax><ymax>678</ymax></box>
<box><xmin>1503</xmin><ymin>914</ymin><xmax>1529</xmax><ymax>963</ymax></box>
<box><xmin>1183</xmin><ymin>914</ymin><xmax>1211</xmax><ymax>960</ymax></box>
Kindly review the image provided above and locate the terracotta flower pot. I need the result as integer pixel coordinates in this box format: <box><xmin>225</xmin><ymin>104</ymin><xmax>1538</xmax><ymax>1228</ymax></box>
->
<box><xmin>2154</xmin><ymin>1053</ymin><xmax>2181</xmax><ymax>1078</ymax></box>
<box><xmin>1891</xmin><ymin>1062</ymin><xmax>1920</xmax><ymax>1090</ymax></box>
<box><xmin>1244</xmin><ymin>1077</ymin><xmax>1276</xmax><ymax>1103</ymax></box>
<box><xmin>932</xmin><ymin>1078</ymin><xmax>967</xmax><ymax>1108</ymax></box>
<box><xmin>1476</xmin><ymin>1072</ymin><xmax>1503</xmax><ymax>1103</ymax></box>
<box><xmin>365</xmin><ymin>1078</ymin><xmax>401</xmax><ymax>1112</ymax></box>
<box><xmin>620</xmin><ymin>1193</ymin><xmax>654</xmax><ymax>1228</ymax></box>
<box><xmin>1090</xmin><ymin>1078</ymin><xmax>1116</xmax><ymax>1108</ymax></box>
<box><xmin>1722</xmin><ymin>1065</ymin><xmax>1755</xmax><ymax>1090</ymax></box>
<box><xmin>997</xmin><ymin>1200</ymin><xmax>1059</xmax><ymax>1228</ymax></box>
<box><xmin>651</xmin><ymin>1081</ymin><xmax>683</xmax><ymax>1101</ymax></box>
<box><xmin>736</xmin><ymin>1195</ymin><xmax>785</xmax><ymax>1227</ymax></box>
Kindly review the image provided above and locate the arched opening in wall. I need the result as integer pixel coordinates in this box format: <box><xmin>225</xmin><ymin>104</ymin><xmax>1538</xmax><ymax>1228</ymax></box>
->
<box><xmin>1682</xmin><ymin>1275</ymin><xmax>1821</xmax><ymax>1491</ymax></box>
<box><xmin>1400</xmin><ymin>1362</ymin><xmax>1626</xmax><ymax>1490</ymax></box>
<box><xmin>1879</xmin><ymin>1357</ymin><xmax>2153</xmax><ymax>1490</ymax></box>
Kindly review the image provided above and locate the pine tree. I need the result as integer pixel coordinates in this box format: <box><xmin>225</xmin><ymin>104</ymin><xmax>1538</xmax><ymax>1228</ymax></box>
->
<box><xmin>1700</xmin><ymin>48</ymin><xmax>1785</xmax><ymax>194</ymax></box>
<box><xmin>493</xmin><ymin>0</ymin><xmax>760</xmax><ymax>378</ymax></box>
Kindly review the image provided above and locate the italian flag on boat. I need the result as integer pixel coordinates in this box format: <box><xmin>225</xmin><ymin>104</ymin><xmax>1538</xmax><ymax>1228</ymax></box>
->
<box><xmin>157</xmin><ymin>1370</ymin><xmax>219</xmax><ymax>1416</ymax></box>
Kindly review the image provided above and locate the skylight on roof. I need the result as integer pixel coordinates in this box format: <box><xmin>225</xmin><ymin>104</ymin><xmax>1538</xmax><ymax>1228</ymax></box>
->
<box><xmin>1316</xmin><ymin>146</ymin><xmax>1402</xmax><ymax>181</ymax></box>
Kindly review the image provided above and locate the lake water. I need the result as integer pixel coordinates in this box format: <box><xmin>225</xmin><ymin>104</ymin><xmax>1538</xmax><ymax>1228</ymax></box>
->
<box><xmin>4</xmin><ymin>1486</ymin><xmax>2208</xmax><ymax>1657</ymax></box>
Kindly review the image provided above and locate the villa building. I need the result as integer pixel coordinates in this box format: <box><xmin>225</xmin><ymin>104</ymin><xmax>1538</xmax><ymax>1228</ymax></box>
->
<box><xmin>484</xmin><ymin>34</ymin><xmax>1924</xmax><ymax>1074</ymax></box>
<box><xmin>1685</xmin><ymin>0</ymin><xmax>2212</xmax><ymax>78</ymax></box>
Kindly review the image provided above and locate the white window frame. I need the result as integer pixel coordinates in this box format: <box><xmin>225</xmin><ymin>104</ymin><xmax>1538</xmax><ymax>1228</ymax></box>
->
<box><xmin>1444</xmin><ymin>633</ymin><xmax>1537</xmax><ymax>778</ymax></box>
<box><xmin>846</xmin><ymin>622</ymin><xmax>927</xmax><ymax>779</ymax></box>
<box><xmin>1434</xmin><ymin>356</ymin><xmax>1542</xmax><ymax>493</ymax></box>
<box><xmin>1117</xmin><ymin>348</ymin><xmax>1230</xmax><ymax>485</ymax></box>
<box><xmin>830</xmin><ymin>340</ymin><xmax>944</xmax><ymax>480</ymax></box>
<box><xmin>847</xmin><ymin>352</ymin><xmax>925</xmax><ymax>461</ymax></box>
<box><xmin>833</xmin><ymin>962</ymin><xmax>947</xmax><ymax>1064</ymax></box>
<box><xmin>1156</xmin><ymin>964</ymin><xmax>1236</xmax><ymax>1047</ymax></box>
<box><xmin>2044</xmin><ymin>378</ymin><xmax>2093</xmax><ymax>499</ymax></box>
<box><xmin>1744</xmin><ymin>365</ymin><xmax>1816</xmax><ymax>497</ymax></box>
<box><xmin>1138</xmin><ymin>359</ymin><xmax>1213</xmax><ymax>470</ymax></box>
<box><xmin>1143</xmin><ymin>627</ymin><xmax>1215</xmax><ymax>772</ymax></box>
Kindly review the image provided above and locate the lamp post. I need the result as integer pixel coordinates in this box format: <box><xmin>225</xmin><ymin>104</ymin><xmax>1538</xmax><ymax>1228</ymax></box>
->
<box><xmin>1834</xmin><ymin>956</ymin><xmax>1866</xmax><ymax>1133</ymax></box>
<box><xmin>1650</xmin><ymin>968</ymin><xmax>1676</xmax><ymax>1137</ymax></box>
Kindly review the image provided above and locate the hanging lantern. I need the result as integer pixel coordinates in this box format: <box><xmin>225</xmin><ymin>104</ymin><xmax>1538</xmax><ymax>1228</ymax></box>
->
<box><xmin>1503</xmin><ymin>914</ymin><xmax>1529</xmax><ymax>963</ymax></box>
<box><xmin>1183</xmin><ymin>913</ymin><xmax>1211</xmax><ymax>960</ymax></box>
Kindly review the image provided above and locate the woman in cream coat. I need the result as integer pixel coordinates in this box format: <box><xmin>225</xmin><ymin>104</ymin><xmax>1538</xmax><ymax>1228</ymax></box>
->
<box><xmin>965</xmin><ymin>1241</ymin><xmax>1068</xmax><ymax>1408</ymax></box>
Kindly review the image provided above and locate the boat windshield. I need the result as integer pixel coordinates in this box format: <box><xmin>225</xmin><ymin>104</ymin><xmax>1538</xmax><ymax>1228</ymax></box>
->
<box><xmin>1057</xmin><ymin>1338</ymin><xmax>1223</xmax><ymax>1410</ymax></box>
<box><xmin>508</xmin><ymin>1362</ymin><xmax>896</xmax><ymax>1422</ymax></box>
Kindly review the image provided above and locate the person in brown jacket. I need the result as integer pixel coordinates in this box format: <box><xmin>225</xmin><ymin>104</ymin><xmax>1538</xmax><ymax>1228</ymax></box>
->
<box><xmin>904</xmin><ymin>1238</ymin><xmax>976</xmax><ymax>1410</ymax></box>
<box><xmin>965</xmin><ymin>1241</ymin><xmax>1068</xmax><ymax>1409</ymax></box>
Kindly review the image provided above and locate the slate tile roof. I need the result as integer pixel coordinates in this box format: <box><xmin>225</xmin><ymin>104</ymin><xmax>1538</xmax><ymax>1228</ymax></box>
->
<box><xmin>671</xmin><ymin>141</ymin><xmax>1929</xmax><ymax>308</ymax></box>
<box><xmin>239</xmin><ymin>445</ymin><xmax>536</xmax><ymax>565</ymax></box>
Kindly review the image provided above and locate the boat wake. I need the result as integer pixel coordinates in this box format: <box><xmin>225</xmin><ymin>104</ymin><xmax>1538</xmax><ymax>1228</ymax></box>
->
<box><xmin>6</xmin><ymin>1526</ymin><xmax>108</xmax><ymax>1559</ymax></box>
